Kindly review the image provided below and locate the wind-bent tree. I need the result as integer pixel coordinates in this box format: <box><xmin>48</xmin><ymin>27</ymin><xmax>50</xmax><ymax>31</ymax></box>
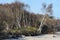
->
<box><xmin>38</xmin><ymin>3</ymin><xmax>53</xmax><ymax>33</ymax></box>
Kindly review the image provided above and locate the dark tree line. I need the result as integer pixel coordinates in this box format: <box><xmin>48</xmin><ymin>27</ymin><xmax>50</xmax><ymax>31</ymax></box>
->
<box><xmin>0</xmin><ymin>1</ymin><xmax>56</xmax><ymax>35</ymax></box>
<box><xmin>0</xmin><ymin>2</ymin><xmax>41</xmax><ymax>32</ymax></box>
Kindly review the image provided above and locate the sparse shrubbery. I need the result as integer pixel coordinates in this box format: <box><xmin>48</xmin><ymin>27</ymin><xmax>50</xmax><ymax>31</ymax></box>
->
<box><xmin>2</xmin><ymin>26</ymin><xmax>38</xmax><ymax>36</ymax></box>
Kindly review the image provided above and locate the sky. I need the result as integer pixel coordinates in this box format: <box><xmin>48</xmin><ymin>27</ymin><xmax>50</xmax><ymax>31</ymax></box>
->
<box><xmin>0</xmin><ymin>0</ymin><xmax>60</xmax><ymax>19</ymax></box>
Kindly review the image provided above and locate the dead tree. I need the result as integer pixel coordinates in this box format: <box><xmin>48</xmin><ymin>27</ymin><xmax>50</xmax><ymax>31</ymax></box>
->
<box><xmin>38</xmin><ymin>3</ymin><xmax>53</xmax><ymax>34</ymax></box>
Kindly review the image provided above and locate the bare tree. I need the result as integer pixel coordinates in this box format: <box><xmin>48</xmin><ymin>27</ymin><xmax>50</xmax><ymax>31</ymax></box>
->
<box><xmin>38</xmin><ymin>3</ymin><xmax>53</xmax><ymax>34</ymax></box>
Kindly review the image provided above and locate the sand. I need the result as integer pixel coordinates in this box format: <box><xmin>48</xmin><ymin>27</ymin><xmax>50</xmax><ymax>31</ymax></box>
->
<box><xmin>24</xmin><ymin>32</ymin><xmax>60</xmax><ymax>40</ymax></box>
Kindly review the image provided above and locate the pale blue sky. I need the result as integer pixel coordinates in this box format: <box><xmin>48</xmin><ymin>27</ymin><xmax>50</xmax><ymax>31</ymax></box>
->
<box><xmin>0</xmin><ymin>0</ymin><xmax>60</xmax><ymax>19</ymax></box>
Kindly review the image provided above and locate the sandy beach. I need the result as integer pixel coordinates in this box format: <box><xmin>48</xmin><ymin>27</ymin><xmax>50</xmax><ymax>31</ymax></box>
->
<box><xmin>23</xmin><ymin>32</ymin><xmax>60</xmax><ymax>40</ymax></box>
